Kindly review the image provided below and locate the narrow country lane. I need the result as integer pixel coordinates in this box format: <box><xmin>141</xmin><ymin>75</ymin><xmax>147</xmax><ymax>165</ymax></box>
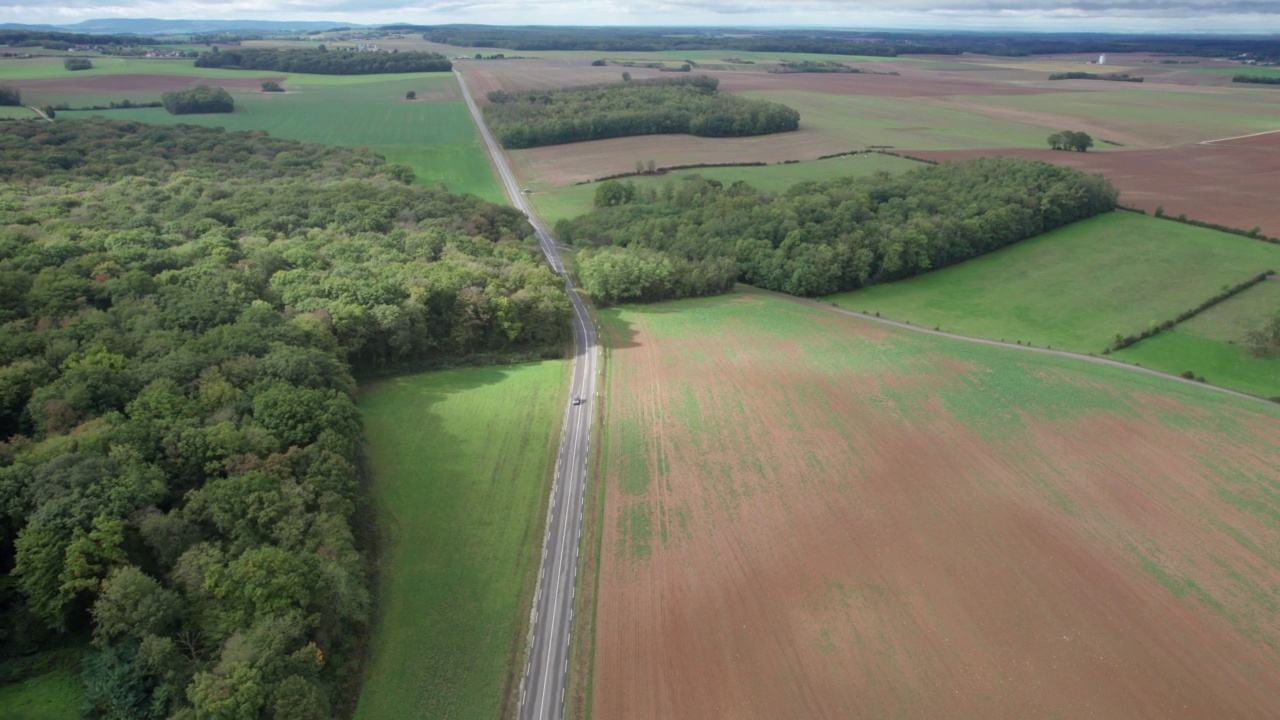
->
<box><xmin>455</xmin><ymin>68</ymin><xmax>598</xmax><ymax>720</ymax></box>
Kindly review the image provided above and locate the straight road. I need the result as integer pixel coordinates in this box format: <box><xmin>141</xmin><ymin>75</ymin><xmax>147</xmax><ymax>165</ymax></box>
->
<box><xmin>455</xmin><ymin>69</ymin><xmax>598</xmax><ymax>720</ymax></box>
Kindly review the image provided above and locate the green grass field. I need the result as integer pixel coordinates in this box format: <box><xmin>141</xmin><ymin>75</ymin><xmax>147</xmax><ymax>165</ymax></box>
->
<box><xmin>0</xmin><ymin>59</ymin><xmax>504</xmax><ymax>202</ymax></box>
<box><xmin>1113</xmin><ymin>280</ymin><xmax>1280</xmax><ymax>396</ymax></box>
<box><xmin>530</xmin><ymin>152</ymin><xmax>923</xmax><ymax>225</ymax></box>
<box><xmin>741</xmin><ymin>90</ymin><xmax>1054</xmax><ymax>150</ymax></box>
<box><xmin>827</xmin><ymin>212</ymin><xmax>1280</xmax><ymax>393</ymax></box>
<box><xmin>0</xmin><ymin>106</ymin><xmax>37</xmax><ymax>119</ymax></box>
<box><xmin>0</xmin><ymin>669</ymin><xmax>82</xmax><ymax>720</ymax></box>
<box><xmin>354</xmin><ymin>361</ymin><xmax>567</xmax><ymax>720</ymax></box>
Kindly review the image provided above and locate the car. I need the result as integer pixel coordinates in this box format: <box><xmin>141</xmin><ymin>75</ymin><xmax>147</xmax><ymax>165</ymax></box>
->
<box><xmin>572</xmin><ymin>396</ymin><xmax>582</xmax><ymax>406</ymax></box>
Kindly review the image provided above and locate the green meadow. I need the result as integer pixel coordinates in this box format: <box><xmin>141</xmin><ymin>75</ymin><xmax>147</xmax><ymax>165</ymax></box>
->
<box><xmin>354</xmin><ymin>361</ymin><xmax>566</xmax><ymax>720</ymax></box>
<box><xmin>827</xmin><ymin>212</ymin><xmax>1280</xmax><ymax>393</ymax></box>
<box><xmin>740</xmin><ymin>89</ymin><xmax>1054</xmax><ymax>150</ymax></box>
<box><xmin>1113</xmin><ymin>280</ymin><xmax>1280</xmax><ymax>396</ymax></box>
<box><xmin>530</xmin><ymin>152</ymin><xmax>923</xmax><ymax>225</ymax></box>
<box><xmin>4</xmin><ymin>60</ymin><xmax>503</xmax><ymax>202</ymax></box>
<box><xmin>0</xmin><ymin>669</ymin><xmax>82</xmax><ymax>720</ymax></box>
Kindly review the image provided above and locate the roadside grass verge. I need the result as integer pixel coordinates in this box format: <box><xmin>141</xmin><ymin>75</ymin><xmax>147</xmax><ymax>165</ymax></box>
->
<box><xmin>354</xmin><ymin>361</ymin><xmax>567</xmax><ymax>720</ymax></box>
<box><xmin>0</xmin><ymin>669</ymin><xmax>82</xmax><ymax>720</ymax></box>
<box><xmin>529</xmin><ymin>152</ymin><xmax>922</xmax><ymax>225</ymax></box>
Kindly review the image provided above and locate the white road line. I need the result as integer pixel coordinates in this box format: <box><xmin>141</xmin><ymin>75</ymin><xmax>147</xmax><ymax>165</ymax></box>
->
<box><xmin>1200</xmin><ymin>128</ymin><xmax>1280</xmax><ymax>145</ymax></box>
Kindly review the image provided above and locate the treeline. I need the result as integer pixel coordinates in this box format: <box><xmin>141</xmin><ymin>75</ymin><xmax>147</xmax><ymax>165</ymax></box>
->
<box><xmin>769</xmin><ymin>61</ymin><xmax>896</xmax><ymax>75</ymax></box>
<box><xmin>162</xmin><ymin>85</ymin><xmax>234</xmax><ymax>115</ymax></box>
<box><xmin>1233</xmin><ymin>74</ymin><xmax>1280</xmax><ymax>85</ymax></box>
<box><xmin>411</xmin><ymin>25</ymin><xmax>1280</xmax><ymax>61</ymax></box>
<box><xmin>483</xmin><ymin>76</ymin><xmax>799</xmax><ymax>149</ymax></box>
<box><xmin>0</xmin><ymin>29</ymin><xmax>159</xmax><ymax>48</ymax></box>
<box><xmin>1048</xmin><ymin>72</ymin><xmax>1143</xmax><ymax>82</ymax></box>
<box><xmin>194</xmin><ymin>47</ymin><xmax>452</xmax><ymax>75</ymax></box>
<box><xmin>0</xmin><ymin>119</ymin><xmax>569</xmax><ymax>718</ymax></box>
<box><xmin>557</xmin><ymin>158</ymin><xmax>1118</xmax><ymax>302</ymax></box>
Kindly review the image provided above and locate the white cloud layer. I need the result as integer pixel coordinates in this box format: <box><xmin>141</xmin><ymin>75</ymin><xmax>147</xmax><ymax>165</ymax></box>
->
<box><xmin>4</xmin><ymin>0</ymin><xmax>1280</xmax><ymax>32</ymax></box>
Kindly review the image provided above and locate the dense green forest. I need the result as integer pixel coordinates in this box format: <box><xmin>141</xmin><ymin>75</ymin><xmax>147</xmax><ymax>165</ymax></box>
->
<box><xmin>0</xmin><ymin>119</ymin><xmax>569</xmax><ymax>718</ymax></box>
<box><xmin>162</xmin><ymin>85</ymin><xmax>234</xmax><ymax>115</ymax></box>
<box><xmin>483</xmin><ymin>76</ymin><xmax>800</xmax><ymax>149</ymax></box>
<box><xmin>193</xmin><ymin>47</ymin><xmax>451</xmax><ymax>75</ymax></box>
<box><xmin>558</xmin><ymin>158</ymin><xmax>1118</xmax><ymax>303</ymax></box>
<box><xmin>0</xmin><ymin>30</ymin><xmax>159</xmax><ymax>48</ymax></box>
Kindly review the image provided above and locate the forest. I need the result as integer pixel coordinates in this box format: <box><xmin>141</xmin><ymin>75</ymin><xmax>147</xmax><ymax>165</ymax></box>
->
<box><xmin>558</xmin><ymin>158</ymin><xmax>1119</xmax><ymax>303</ymax></box>
<box><xmin>193</xmin><ymin>48</ymin><xmax>452</xmax><ymax>75</ymax></box>
<box><xmin>482</xmin><ymin>76</ymin><xmax>800</xmax><ymax>149</ymax></box>
<box><xmin>0</xmin><ymin>119</ymin><xmax>570</xmax><ymax>718</ymax></box>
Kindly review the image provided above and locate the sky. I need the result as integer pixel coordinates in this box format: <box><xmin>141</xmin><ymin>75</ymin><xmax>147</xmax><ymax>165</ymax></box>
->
<box><xmin>3</xmin><ymin>1</ymin><xmax>1280</xmax><ymax>34</ymax></box>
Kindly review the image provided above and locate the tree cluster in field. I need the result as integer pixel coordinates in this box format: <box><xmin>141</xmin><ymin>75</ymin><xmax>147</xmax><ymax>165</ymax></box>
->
<box><xmin>0</xmin><ymin>119</ymin><xmax>570</xmax><ymax>718</ymax></box>
<box><xmin>162</xmin><ymin>85</ymin><xmax>234</xmax><ymax>115</ymax></box>
<box><xmin>0</xmin><ymin>86</ymin><xmax>20</xmax><ymax>106</ymax></box>
<box><xmin>1047</xmin><ymin>131</ymin><xmax>1094</xmax><ymax>152</ymax></box>
<box><xmin>557</xmin><ymin>158</ymin><xmax>1119</xmax><ymax>304</ymax></box>
<box><xmin>193</xmin><ymin>47</ymin><xmax>451</xmax><ymax>75</ymax></box>
<box><xmin>1233</xmin><ymin>74</ymin><xmax>1280</xmax><ymax>85</ymax></box>
<box><xmin>482</xmin><ymin>76</ymin><xmax>800</xmax><ymax>149</ymax></box>
<box><xmin>63</xmin><ymin>57</ymin><xmax>93</xmax><ymax>71</ymax></box>
<box><xmin>1107</xmin><ymin>271</ymin><xmax>1275</xmax><ymax>352</ymax></box>
<box><xmin>261</xmin><ymin>81</ymin><xmax>285</xmax><ymax>93</ymax></box>
<box><xmin>1047</xmin><ymin>71</ymin><xmax>1143</xmax><ymax>82</ymax></box>
<box><xmin>768</xmin><ymin>61</ymin><xmax>898</xmax><ymax>75</ymax></box>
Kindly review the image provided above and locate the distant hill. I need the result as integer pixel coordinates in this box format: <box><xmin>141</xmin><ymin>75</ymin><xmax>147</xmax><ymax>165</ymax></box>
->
<box><xmin>0</xmin><ymin>18</ymin><xmax>369</xmax><ymax>36</ymax></box>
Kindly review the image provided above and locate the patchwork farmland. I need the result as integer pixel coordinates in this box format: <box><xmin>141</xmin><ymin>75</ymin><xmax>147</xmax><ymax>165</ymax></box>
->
<box><xmin>592</xmin><ymin>292</ymin><xmax>1280</xmax><ymax>719</ymax></box>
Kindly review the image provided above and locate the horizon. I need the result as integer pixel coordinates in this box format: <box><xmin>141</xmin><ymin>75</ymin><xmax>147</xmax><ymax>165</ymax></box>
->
<box><xmin>4</xmin><ymin>2</ymin><xmax>1280</xmax><ymax>35</ymax></box>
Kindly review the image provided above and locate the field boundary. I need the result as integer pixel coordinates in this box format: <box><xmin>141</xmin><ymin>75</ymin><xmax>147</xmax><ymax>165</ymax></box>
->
<box><xmin>740</xmin><ymin>285</ymin><xmax>1273</xmax><ymax>405</ymax></box>
<box><xmin>1199</xmin><ymin>128</ymin><xmax>1280</xmax><ymax>145</ymax></box>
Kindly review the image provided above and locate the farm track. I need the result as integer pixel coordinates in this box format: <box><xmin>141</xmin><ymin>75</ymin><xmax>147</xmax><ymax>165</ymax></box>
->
<box><xmin>455</xmin><ymin>69</ymin><xmax>598</xmax><ymax>720</ymax></box>
<box><xmin>741</xmin><ymin>285</ymin><xmax>1273</xmax><ymax>404</ymax></box>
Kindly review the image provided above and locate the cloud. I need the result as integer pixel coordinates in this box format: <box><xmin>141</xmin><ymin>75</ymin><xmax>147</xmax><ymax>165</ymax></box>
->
<box><xmin>2</xmin><ymin>0</ymin><xmax>1279</xmax><ymax>30</ymax></box>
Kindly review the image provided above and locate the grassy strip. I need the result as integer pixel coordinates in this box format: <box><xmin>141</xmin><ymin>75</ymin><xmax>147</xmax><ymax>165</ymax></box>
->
<box><xmin>0</xmin><ymin>668</ymin><xmax>82</xmax><ymax>720</ymax></box>
<box><xmin>354</xmin><ymin>361</ymin><xmax>567</xmax><ymax>720</ymax></box>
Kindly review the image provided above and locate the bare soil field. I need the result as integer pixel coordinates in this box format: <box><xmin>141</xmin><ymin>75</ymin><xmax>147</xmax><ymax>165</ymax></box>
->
<box><xmin>913</xmin><ymin>145</ymin><xmax>1280</xmax><ymax>235</ymax></box>
<box><xmin>593</xmin><ymin>293</ymin><xmax>1280</xmax><ymax>720</ymax></box>
<box><xmin>1211</xmin><ymin>129</ymin><xmax>1280</xmax><ymax>149</ymax></box>
<box><xmin>7</xmin><ymin>73</ymin><xmax>282</xmax><ymax>94</ymax></box>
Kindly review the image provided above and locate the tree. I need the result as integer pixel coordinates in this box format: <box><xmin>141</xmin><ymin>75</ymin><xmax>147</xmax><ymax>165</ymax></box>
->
<box><xmin>591</xmin><ymin>59</ymin><xmax>607</xmax><ymax>66</ymax></box>
<box><xmin>0</xmin><ymin>85</ymin><xmax>22</xmax><ymax>106</ymax></box>
<box><xmin>405</xmin><ymin>90</ymin><xmax>416</xmax><ymax>100</ymax></box>
<box><xmin>1046</xmin><ymin>131</ymin><xmax>1066</xmax><ymax>150</ymax></box>
<box><xmin>593</xmin><ymin>179</ymin><xmax>636</xmax><ymax>208</ymax></box>
<box><xmin>40</xmin><ymin>104</ymin><xmax>55</xmax><ymax>119</ymax></box>
<box><xmin>92</xmin><ymin>566</ymin><xmax>184</xmax><ymax>647</ymax></box>
<box><xmin>161</xmin><ymin>85</ymin><xmax>234</xmax><ymax>115</ymax></box>
<box><xmin>64</xmin><ymin>57</ymin><xmax>93</xmax><ymax>71</ymax></box>
<box><xmin>621</xmin><ymin>71</ymin><xmax>631</xmax><ymax>82</ymax></box>
<box><xmin>1068</xmin><ymin>131</ymin><xmax>1094</xmax><ymax>152</ymax></box>
<box><xmin>261</xmin><ymin>81</ymin><xmax>284</xmax><ymax>92</ymax></box>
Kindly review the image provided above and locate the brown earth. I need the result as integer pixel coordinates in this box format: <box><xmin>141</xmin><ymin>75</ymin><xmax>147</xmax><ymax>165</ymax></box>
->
<box><xmin>1211</xmin><ymin>129</ymin><xmax>1280</xmax><ymax>149</ymax></box>
<box><xmin>8</xmin><ymin>74</ymin><xmax>282</xmax><ymax>94</ymax></box>
<box><xmin>593</xmin><ymin>294</ymin><xmax>1280</xmax><ymax>720</ymax></box>
<box><xmin>911</xmin><ymin>145</ymin><xmax>1280</xmax><ymax>236</ymax></box>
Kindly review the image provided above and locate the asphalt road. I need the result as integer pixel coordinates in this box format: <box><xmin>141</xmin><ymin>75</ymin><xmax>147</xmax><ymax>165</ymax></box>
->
<box><xmin>456</xmin><ymin>69</ymin><xmax>598</xmax><ymax>720</ymax></box>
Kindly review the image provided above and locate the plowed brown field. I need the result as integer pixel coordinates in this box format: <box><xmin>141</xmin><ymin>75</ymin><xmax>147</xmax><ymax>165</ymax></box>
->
<box><xmin>592</xmin><ymin>293</ymin><xmax>1280</xmax><ymax>720</ymax></box>
<box><xmin>912</xmin><ymin>145</ymin><xmax>1280</xmax><ymax>236</ymax></box>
